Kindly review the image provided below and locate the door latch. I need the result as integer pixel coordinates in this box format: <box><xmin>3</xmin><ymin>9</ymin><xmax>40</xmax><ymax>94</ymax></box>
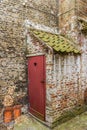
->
<box><xmin>40</xmin><ymin>80</ymin><xmax>45</xmax><ymax>83</ymax></box>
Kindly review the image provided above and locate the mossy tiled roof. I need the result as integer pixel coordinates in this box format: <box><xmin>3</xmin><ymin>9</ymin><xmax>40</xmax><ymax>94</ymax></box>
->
<box><xmin>30</xmin><ymin>29</ymin><xmax>81</xmax><ymax>54</ymax></box>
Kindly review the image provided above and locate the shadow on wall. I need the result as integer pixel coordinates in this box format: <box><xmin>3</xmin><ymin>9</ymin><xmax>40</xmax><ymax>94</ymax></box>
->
<box><xmin>84</xmin><ymin>88</ymin><xmax>87</xmax><ymax>105</ymax></box>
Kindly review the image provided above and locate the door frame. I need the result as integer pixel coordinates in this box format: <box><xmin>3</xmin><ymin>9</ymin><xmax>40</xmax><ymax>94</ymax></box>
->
<box><xmin>27</xmin><ymin>55</ymin><xmax>46</xmax><ymax>121</ymax></box>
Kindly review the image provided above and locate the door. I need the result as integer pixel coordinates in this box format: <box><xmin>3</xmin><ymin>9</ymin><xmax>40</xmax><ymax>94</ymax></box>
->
<box><xmin>28</xmin><ymin>55</ymin><xmax>46</xmax><ymax>120</ymax></box>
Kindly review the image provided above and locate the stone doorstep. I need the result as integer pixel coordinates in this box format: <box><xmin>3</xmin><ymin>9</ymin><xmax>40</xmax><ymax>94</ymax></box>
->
<box><xmin>28</xmin><ymin>112</ymin><xmax>51</xmax><ymax>128</ymax></box>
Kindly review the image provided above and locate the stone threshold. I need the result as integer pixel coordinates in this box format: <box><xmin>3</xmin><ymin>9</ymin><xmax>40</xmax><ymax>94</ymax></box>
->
<box><xmin>28</xmin><ymin>112</ymin><xmax>51</xmax><ymax>128</ymax></box>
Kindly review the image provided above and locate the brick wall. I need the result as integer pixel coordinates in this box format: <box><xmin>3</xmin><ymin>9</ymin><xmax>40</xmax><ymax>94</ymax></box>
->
<box><xmin>47</xmin><ymin>53</ymin><xmax>81</xmax><ymax>123</ymax></box>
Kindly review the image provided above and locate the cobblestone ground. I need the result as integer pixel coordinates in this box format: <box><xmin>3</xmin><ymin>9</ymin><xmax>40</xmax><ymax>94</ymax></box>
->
<box><xmin>7</xmin><ymin>112</ymin><xmax>87</xmax><ymax>130</ymax></box>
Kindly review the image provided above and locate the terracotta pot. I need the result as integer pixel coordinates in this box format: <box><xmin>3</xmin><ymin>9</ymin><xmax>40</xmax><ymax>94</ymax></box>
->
<box><xmin>13</xmin><ymin>105</ymin><xmax>21</xmax><ymax>119</ymax></box>
<box><xmin>4</xmin><ymin>107</ymin><xmax>13</xmax><ymax>123</ymax></box>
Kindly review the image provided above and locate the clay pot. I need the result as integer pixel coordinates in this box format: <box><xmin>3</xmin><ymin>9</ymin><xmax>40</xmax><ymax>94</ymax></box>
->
<box><xmin>4</xmin><ymin>107</ymin><xmax>13</xmax><ymax>123</ymax></box>
<box><xmin>13</xmin><ymin>105</ymin><xmax>21</xmax><ymax>119</ymax></box>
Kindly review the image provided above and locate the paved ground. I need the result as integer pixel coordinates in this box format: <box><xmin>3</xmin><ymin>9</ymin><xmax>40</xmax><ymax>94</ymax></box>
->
<box><xmin>8</xmin><ymin>111</ymin><xmax>87</xmax><ymax>130</ymax></box>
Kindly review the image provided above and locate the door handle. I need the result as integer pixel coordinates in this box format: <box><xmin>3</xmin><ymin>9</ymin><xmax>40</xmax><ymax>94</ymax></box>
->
<box><xmin>41</xmin><ymin>80</ymin><xmax>45</xmax><ymax>83</ymax></box>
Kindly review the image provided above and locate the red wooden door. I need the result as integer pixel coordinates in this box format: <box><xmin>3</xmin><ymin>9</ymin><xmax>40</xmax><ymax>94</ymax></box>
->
<box><xmin>28</xmin><ymin>55</ymin><xmax>46</xmax><ymax>120</ymax></box>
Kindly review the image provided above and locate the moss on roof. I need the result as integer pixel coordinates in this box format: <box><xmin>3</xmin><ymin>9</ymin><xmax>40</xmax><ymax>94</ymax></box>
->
<box><xmin>80</xmin><ymin>20</ymin><xmax>87</xmax><ymax>30</ymax></box>
<box><xmin>30</xmin><ymin>29</ymin><xmax>81</xmax><ymax>54</ymax></box>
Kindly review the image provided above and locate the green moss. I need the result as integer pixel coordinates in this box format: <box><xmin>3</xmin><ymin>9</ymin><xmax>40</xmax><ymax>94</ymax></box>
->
<box><xmin>30</xmin><ymin>29</ymin><xmax>81</xmax><ymax>54</ymax></box>
<box><xmin>73</xmin><ymin>49</ymin><xmax>80</xmax><ymax>53</ymax></box>
<box><xmin>81</xmin><ymin>21</ymin><xmax>87</xmax><ymax>30</ymax></box>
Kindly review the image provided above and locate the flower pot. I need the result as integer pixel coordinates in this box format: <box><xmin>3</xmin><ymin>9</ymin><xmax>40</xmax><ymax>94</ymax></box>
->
<box><xmin>13</xmin><ymin>105</ymin><xmax>21</xmax><ymax>119</ymax></box>
<box><xmin>4</xmin><ymin>107</ymin><xmax>13</xmax><ymax>123</ymax></box>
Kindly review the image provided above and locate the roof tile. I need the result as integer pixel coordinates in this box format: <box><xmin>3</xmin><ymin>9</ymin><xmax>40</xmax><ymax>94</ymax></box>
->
<box><xmin>30</xmin><ymin>29</ymin><xmax>81</xmax><ymax>54</ymax></box>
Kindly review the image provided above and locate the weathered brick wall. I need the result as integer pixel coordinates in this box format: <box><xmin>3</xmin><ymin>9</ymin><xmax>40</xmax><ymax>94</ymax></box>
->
<box><xmin>45</xmin><ymin>50</ymin><xmax>87</xmax><ymax>126</ymax></box>
<box><xmin>48</xmin><ymin>35</ymin><xmax>87</xmax><ymax>125</ymax></box>
<box><xmin>47</xmin><ymin>54</ymin><xmax>81</xmax><ymax>123</ymax></box>
<box><xmin>80</xmin><ymin>34</ymin><xmax>87</xmax><ymax>104</ymax></box>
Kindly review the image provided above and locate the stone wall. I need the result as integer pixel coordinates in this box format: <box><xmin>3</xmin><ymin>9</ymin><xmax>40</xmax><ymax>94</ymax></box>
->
<box><xmin>58</xmin><ymin>0</ymin><xmax>79</xmax><ymax>44</ymax></box>
<box><xmin>77</xmin><ymin>0</ymin><xmax>87</xmax><ymax>21</ymax></box>
<box><xmin>0</xmin><ymin>1</ymin><xmax>27</xmax><ymax>109</ymax></box>
<box><xmin>0</xmin><ymin>0</ymin><xmax>58</xmax><ymax>120</ymax></box>
<box><xmin>23</xmin><ymin>0</ymin><xmax>58</xmax><ymax>28</ymax></box>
